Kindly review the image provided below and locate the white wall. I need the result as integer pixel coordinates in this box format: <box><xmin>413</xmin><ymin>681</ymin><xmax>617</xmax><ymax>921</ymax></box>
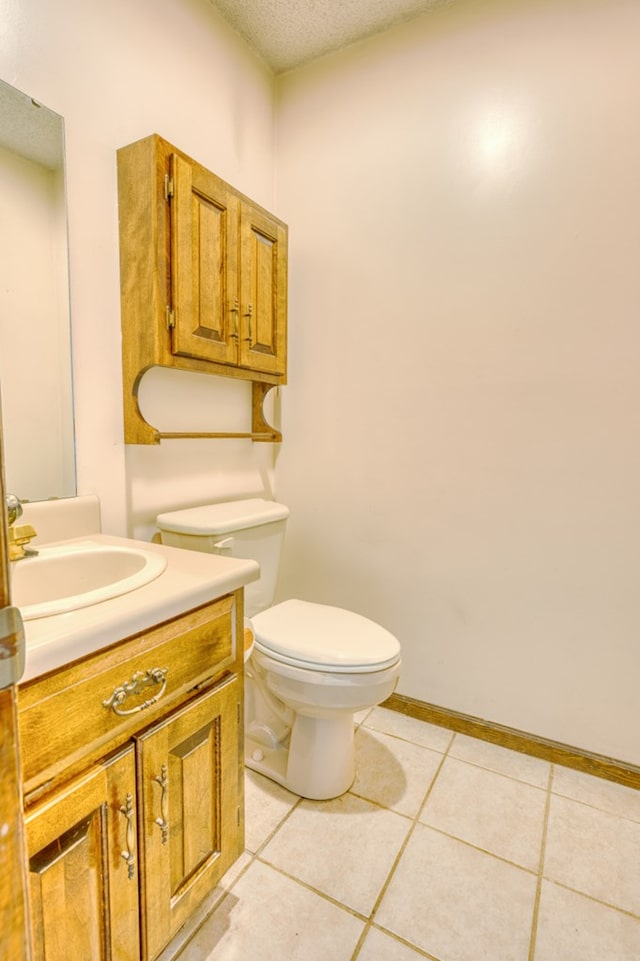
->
<box><xmin>2</xmin><ymin>0</ymin><xmax>639</xmax><ymax>766</ymax></box>
<box><xmin>0</xmin><ymin>0</ymin><xmax>278</xmax><ymax>536</ymax></box>
<box><xmin>0</xmin><ymin>146</ymin><xmax>74</xmax><ymax>500</ymax></box>
<box><xmin>275</xmin><ymin>0</ymin><xmax>640</xmax><ymax>764</ymax></box>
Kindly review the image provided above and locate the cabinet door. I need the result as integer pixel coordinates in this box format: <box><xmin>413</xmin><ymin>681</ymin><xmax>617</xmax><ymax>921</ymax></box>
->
<box><xmin>25</xmin><ymin>747</ymin><xmax>139</xmax><ymax>961</ymax></box>
<box><xmin>239</xmin><ymin>201</ymin><xmax>287</xmax><ymax>376</ymax></box>
<box><xmin>170</xmin><ymin>152</ymin><xmax>240</xmax><ymax>365</ymax></box>
<box><xmin>137</xmin><ymin>676</ymin><xmax>242</xmax><ymax>961</ymax></box>
<box><xmin>0</xmin><ymin>687</ymin><xmax>29</xmax><ymax>961</ymax></box>
<box><xmin>0</xmin><ymin>420</ymin><xmax>29</xmax><ymax>961</ymax></box>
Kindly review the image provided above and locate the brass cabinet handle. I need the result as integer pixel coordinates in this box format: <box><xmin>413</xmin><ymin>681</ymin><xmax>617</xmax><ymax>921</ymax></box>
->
<box><xmin>229</xmin><ymin>298</ymin><xmax>239</xmax><ymax>339</ymax></box>
<box><xmin>153</xmin><ymin>764</ymin><xmax>169</xmax><ymax>845</ymax></box>
<box><xmin>119</xmin><ymin>793</ymin><xmax>136</xmax><ymax>880</ymax></box>
<box><xmin>244</xmin><ymin>303</ymin><xmax>253</xmax><ymax>342</ymax></box>
<box><xmin>103</xmin><ymin>667</ymin><xmax>169</xmax><ymax>716</ymax></box>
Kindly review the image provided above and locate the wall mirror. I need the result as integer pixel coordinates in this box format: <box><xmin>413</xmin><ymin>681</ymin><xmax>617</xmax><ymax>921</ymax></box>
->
<box><xmin>0</xmin><ymin>78</ymin><xmax>75</xmax><ymax>502</ymax></box>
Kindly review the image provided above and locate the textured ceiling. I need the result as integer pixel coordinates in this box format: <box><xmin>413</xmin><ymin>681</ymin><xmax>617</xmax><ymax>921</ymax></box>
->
<box><xmin>209</xmin><ymin>0</ymin><xmax>454</xmax><ymax>73</ymax></box>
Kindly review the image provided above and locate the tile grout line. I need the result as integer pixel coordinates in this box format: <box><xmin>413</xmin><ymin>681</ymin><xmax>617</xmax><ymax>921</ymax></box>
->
<box><xmin>442</xmin><ymin>753</ymin><xmax>551</xmax><ymax>793</ymax></box>
<box><xmin>365</xmin><ymin>923</ymin><xmax>443</xmax><ymax>961</ymax></box>
<box><xmin>414</xmin><ymin>823</ymin><xmax>540</xmax><ymax>876</ymax></box>
<box><xmin>541</xmin><ymin>777</ymin><xmax>640</xmax><ymax>921</ymax></box>
<box><xmin>367</xmin><ymin>713</ymin><xmax>557</xmax><ymax>794</ymax></box>
<box><xmin>527</xmin><ymin>762</ymin><xmax>555</xmax><ymax>961</ymax></box>
<box><xmin>253</xmin><ymin>854</ymin><xmax>372</xmax><ymax>922</ymax></box>
<box><xmin>548</xmin><ymin>788</ymin><xmax>640</xmax><ymax>825</ymax></box>
<box><xmin>348</xmin><ymin>729</ymin><xmax>457</xmax><ymax>961</ymax></box>
<box><xmin>540</xmin><ymin>876</ymin><xmax>640</xmax><ymax>923</ymax></box>
<box><xmin>248</xmin><ymin>790</ymin><xmax>304</xmax><ymax>859</ymax></box>
<box><xmin>360</xmin><ymin>723</ymin><xmax>454</xmax><ymax>754</ymax></box>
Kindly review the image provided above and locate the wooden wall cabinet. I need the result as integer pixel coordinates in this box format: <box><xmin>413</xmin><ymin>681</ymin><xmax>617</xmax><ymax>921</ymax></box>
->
<box><xmin>18</xmin><ymin>595</ymin><xmax>245</xmax><ymax>961</ymax></box>
<box><xmin>117</xmin><ymin>134</ymin><xmax>288</xmax><ymax>445</ymax></box>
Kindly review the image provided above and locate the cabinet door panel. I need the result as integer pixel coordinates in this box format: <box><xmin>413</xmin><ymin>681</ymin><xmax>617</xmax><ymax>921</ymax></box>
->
<box><xmin>26</xmin><ymin>748</ymin><xmax>139</xmax><ymax>961</ymax></box>
<box><xmin>29</xmin><ymin>811</ymin><xmax>104</xmax><ymax>961</ymax></box>
<box><xmin>171</xmin><ymin>722</ymin><xmax>218</xmax><ymax>883</ymax></box>
<box><xmin>171</xmin><ymin>152</ymin><xmax>239</xmax><ymax>365</ymax></box>
<box><xmin>137</xmin><ymin>677</ymin><xmax>242</xmax><ymax>961</ymax></box>
<box><xmin>239</xmin><ymin>203</ymin><xmax>287</xmax><ymax>375</ymax></box>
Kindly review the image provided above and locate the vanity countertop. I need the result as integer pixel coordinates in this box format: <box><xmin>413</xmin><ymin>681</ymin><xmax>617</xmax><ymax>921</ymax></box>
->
<box><xmin>20</xmin><ymin>532</ymin><xmax>259</xmax><ymax>683</ymax></box>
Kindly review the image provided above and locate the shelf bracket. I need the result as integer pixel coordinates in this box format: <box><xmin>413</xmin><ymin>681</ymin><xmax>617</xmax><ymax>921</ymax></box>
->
<box><xmin>251</xmin><ymin>382</ymin><xmax>281</xmax><ymax>443</ymax></box>
<box><xmin>124</xmin><ymin>367</ymin><xmax>282</xmax><ymax>444</ymax></box>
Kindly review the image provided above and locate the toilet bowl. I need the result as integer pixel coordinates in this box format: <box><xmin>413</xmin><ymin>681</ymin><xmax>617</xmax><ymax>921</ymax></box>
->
<box><xmin>246</xmin><ymin>598</ymin><xmax>401</xmax><ymax>798</ymax></box>
<box><xmin>156</xmin><ymin>499</ymin><xmax>401</xmax><ymax>800</ymax></box>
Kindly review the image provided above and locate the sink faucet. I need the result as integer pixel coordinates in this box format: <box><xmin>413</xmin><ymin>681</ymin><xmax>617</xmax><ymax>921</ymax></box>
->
<box><xmin>5</xmin><ymin>494</ymin><xmax>38</xmax><ymax>561</ymax></box>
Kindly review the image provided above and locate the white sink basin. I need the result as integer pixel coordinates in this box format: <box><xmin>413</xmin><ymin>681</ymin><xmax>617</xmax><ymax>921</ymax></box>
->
<box><xmin>11</xmin><ymin>541</ymin><xmax>168</xmax><ymax>620</ymax></box>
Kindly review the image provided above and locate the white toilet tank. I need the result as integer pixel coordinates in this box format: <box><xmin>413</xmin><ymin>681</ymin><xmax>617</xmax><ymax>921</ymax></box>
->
<box><xmin>156</xmin><ymin>498</ymin><xmax>290</xmax><ymax>617</ymax></box>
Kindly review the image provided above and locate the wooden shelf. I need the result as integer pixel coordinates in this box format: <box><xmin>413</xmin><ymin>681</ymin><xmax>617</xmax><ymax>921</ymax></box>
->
<box><xmin>126</xmin><ymin>376</ymin><xmax>281</xmax><ymax>445</ymax></box>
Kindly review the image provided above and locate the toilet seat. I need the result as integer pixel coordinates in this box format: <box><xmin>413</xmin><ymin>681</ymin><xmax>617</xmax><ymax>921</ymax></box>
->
<box><xmin>251</xmin><ymin>599</ymin><xmax>401</xmax><ymax>674</ymax></box>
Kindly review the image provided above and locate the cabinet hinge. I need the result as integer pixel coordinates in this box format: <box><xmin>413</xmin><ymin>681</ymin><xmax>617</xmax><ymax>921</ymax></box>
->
<box><xmin>164</xmin><ymin>174</ymin><xmax>174</xmax><ymax>200</ymax></box>
<box><xmin>166</xmin><ymin>306</ymin><xmax>175</xmax><ymax>329</ymax></box>
<box><xmin>237</xmin><ymin>804</ymin><xmax>241</xmax><ymax>827</ymax></box>
<box><xmin>237</xmin><ymin>702</ymin><xmax>241</xmax><ymax>724</ymax></box>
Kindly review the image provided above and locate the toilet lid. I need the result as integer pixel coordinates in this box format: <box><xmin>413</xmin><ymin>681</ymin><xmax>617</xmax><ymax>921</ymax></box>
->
<box><xmin>157</xmin><ymin>498</ymin><xmax>289</xmax><ymax>535</ymax></box>
<box><xmin>251</xmin><ymin>599</ymin><xmax>401</xmax><ymax>673</ymax></box>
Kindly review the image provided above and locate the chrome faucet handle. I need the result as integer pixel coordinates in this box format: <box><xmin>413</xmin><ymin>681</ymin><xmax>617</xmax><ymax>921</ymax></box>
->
<box><xmin>6</xmin><ymin>494</ymin><xmax>23</xmax><ymax>527</ymax></box>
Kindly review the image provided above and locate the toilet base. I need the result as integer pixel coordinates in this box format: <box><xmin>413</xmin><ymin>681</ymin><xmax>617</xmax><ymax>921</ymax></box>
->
<box><xmin>245</xmin><ymin>711</ymin><xmax>356</xmax><ymax>800</ymax></box>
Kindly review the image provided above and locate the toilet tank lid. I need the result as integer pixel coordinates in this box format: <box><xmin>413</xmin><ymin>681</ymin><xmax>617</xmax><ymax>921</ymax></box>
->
<box><xmin>156</xmin><ymin>498</ymin><xmax>289</xmax><ymax>535</ymax></box>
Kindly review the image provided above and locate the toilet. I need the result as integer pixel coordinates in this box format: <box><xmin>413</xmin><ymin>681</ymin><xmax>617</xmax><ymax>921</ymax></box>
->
<box><xmin>156</xmin><ymin>498</ymin><xmax>401</xmax><ymax>800</ymax></box>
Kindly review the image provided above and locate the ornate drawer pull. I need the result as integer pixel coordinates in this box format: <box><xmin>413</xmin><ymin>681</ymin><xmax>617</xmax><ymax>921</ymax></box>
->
<box><xmin>154</xmin><ymin>764</ymin><xmax>169</xmax><ymax>844</ymax></box>
<box><xmin>119</xmin><ymin>793</ymin><xmax>136</xmax><ymax>880</ymax></box>
<box><xmin>103</xmin><ymin>667</ymin><xmax>169</xmax><ymax>716</ymax></box>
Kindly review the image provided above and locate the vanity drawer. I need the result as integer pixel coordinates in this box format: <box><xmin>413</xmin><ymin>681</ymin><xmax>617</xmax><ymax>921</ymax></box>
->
<box><xmin>18</xmin><ymin>595</ymin><xmax>236</xmax><ymax>796</ymax></box>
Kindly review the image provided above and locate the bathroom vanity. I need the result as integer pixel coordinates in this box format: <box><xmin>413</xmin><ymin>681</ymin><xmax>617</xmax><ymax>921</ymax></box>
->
<box><xmin>14</xmin><ymin>500</ymin><xmax>259</xmax><ymax>961</ymax></box>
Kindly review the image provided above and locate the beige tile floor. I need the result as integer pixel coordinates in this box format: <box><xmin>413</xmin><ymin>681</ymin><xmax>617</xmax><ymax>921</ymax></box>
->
<box><xmin>168</xmin><ymin>706</ymin><xmax>640</xmax><ymax>961</ymax></box>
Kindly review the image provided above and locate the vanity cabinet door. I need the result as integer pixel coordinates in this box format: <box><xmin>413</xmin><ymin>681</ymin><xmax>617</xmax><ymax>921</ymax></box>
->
<box><xmin>170</xmin><ymin>151</ymin><xmax>240</xmax><ymax>367</ymax></box>
<box><xmin>136</xmin><ymin>675</ymin><xmax>243</xmax><ymax>961</ymax></box>
<box><xmin>25</xmin><ymin>746</ymin><xmax>139</xmax><ymax>961</ymax></box>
